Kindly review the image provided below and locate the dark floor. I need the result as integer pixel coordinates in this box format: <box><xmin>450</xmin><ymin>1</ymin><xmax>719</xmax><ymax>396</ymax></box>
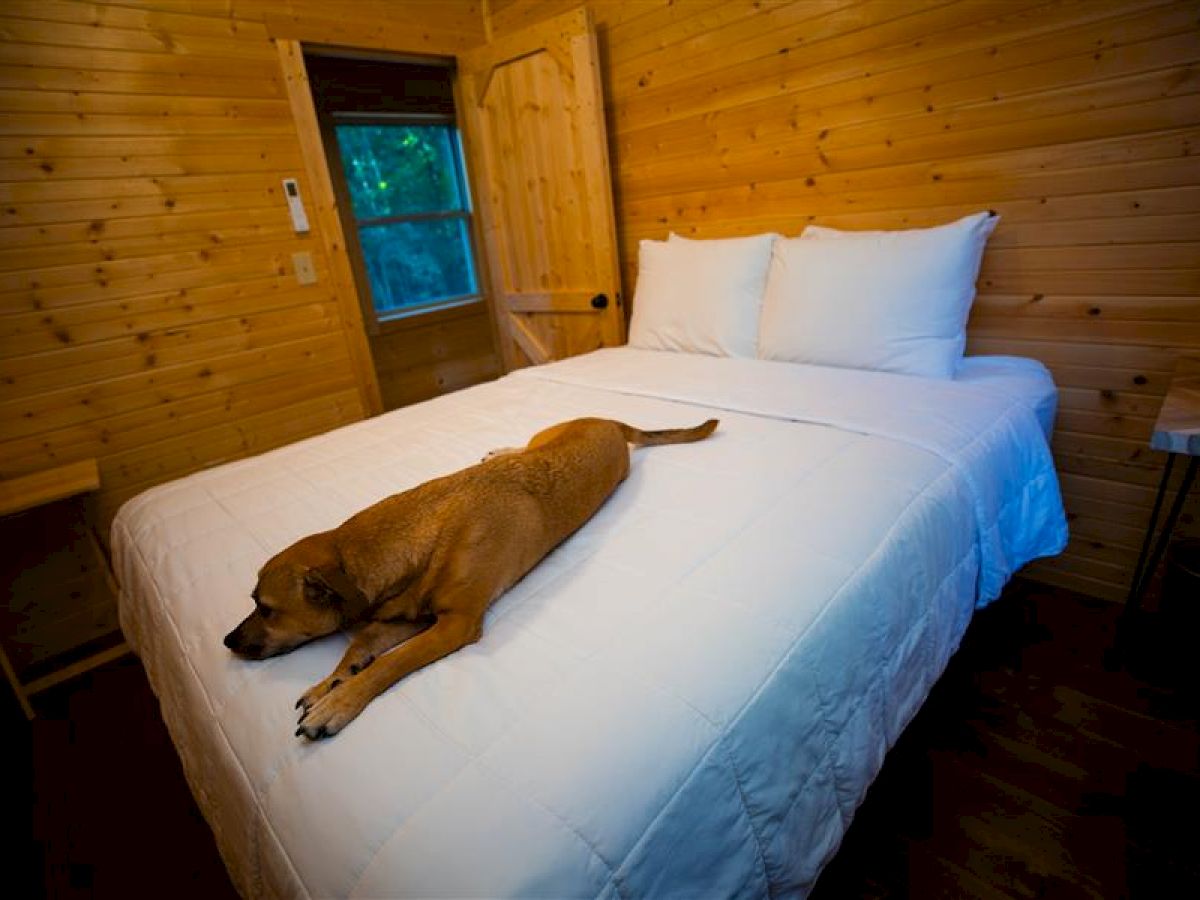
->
<box><xmin>14</xmin><ymin>653</ymin><xmax>238</xmax><ymax>900</ymax></box>
<box><xmin>13</xmin><ymin>578</ymin><xmax>1200</xmax><ymax>899</ymax></box>
<box><xmin>812</xmin><ymin>578</ymin><xmax>1200</xmax><ymax>899</ymax></box>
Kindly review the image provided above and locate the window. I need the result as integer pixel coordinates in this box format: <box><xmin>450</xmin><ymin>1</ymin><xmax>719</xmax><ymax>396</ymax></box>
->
<box><xmin>334</xmin><ymin>119</ymin><xmax>479</xmax><ymax>318</ymax></box>
<box><xmin>305</xmin><ymin>54</ymin><xmax>483</xmax><ymax>327</ymax></box>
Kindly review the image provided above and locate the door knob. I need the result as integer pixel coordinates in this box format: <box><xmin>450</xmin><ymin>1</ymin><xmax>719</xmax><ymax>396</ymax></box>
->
<box><xmin>590</xmin><ymin>293</ymin><xmax>609</xmax><ymax>309</ymax></box>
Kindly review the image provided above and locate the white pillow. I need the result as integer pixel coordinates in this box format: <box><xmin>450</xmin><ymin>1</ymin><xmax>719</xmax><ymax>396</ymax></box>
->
<box><xmin>628</xmin><ymin>233</ymin><xmax>776</xmax><ymax>358</ymax></box>
<box><xmin>758</xmin><ymin>211</ymin><xmax>998</xmax><ymax>379</ymax></box>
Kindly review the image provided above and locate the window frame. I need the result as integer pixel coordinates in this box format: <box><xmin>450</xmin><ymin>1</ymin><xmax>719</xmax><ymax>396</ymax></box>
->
<box><xmin>327</xmin><ymin>111</ymin><xmax>484</xmax><ymax>330</ymax></box>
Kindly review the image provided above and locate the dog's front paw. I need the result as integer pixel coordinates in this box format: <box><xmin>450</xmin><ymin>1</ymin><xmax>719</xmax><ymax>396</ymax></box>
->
<box><xmin>295</xmin><ymin>675</ymin><xmax>342</xmax><ymax>715</ymax></box>
<box><xmin>295</xmin><ymin>686</ymin><xmax>366</xmax><ymax>740</ymax></box>
<box><xmin>296</xmin><ymin>654</ymin><xmax>380</xmax><ymax>713</ymax></box>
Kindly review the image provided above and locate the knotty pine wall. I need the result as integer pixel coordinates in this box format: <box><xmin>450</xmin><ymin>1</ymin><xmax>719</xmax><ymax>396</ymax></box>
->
<box><xmin>0</xmin><ymin>0</ymin><xmax>487</xmax><ymax>532</ymax></box>
<box><xmin>3</xmin><ymin>0</ymin><xmax>1197</xmax><ymax>605</ymax></box>
<box><xmin>487</xmin><ymin>0</ymin><xmax>1200</xmax><ymax>602</ymax></box>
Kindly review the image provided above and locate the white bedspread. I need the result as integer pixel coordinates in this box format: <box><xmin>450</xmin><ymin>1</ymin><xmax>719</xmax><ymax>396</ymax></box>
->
<box><xmin>112</xmin><ymin>348</ymin><xmax>1066</xmax><ymax>899</ymax></box>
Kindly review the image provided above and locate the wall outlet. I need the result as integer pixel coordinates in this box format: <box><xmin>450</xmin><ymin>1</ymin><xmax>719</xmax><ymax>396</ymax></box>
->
<box><xmin>292</xmin><ymin>251</ymin><xmax>317</xmax><ymax>285</ymax></box>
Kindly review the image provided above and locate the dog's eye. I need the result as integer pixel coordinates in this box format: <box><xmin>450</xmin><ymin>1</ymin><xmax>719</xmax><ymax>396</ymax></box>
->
<box><xmin>257</xmin><ymin>604</ymin><xmax>273</xmax><ymax>620</ymax></box>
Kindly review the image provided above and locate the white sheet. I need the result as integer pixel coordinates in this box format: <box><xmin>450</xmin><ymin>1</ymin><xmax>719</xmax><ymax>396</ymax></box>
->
<box><xmin>955</xmin><ymin>354</ymin><xmax>1059</xmax><ymax>441</ymax></box>
<box><xmin>112</xmin><ymin>348</ymin><xmax>1066</xmax><ymax>899</ymax></box>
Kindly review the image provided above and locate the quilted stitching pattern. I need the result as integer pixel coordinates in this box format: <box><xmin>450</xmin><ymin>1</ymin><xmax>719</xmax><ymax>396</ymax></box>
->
<box><xmin>112</xmin><ymin>349</ymin><xmax>1066</xmax><ymax>899</ymax></box>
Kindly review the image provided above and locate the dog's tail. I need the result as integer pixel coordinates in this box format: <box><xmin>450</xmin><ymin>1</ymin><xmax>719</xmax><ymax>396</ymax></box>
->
<box><xmin>617</xmin><ymin>418</ymin><xmax>719</xmax><ymax>447</ymax></box>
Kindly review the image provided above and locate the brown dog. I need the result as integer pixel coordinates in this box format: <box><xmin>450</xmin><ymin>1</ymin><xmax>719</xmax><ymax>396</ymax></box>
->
<box><xmin>223</xmin><ymin>416</ymin><xmax>719</xmax><ymax>739</ymax></box>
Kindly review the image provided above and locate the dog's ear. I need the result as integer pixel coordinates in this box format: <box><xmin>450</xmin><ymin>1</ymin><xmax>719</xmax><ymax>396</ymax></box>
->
<box><xmin>303</xmin><ymin>564</ymin><xmax>371</xmax><ymax>623</ymax></box>
<box><xmin>303</xmin><ymin>567</ymin><xmax>338</xmax><ymax>606</ymax></box>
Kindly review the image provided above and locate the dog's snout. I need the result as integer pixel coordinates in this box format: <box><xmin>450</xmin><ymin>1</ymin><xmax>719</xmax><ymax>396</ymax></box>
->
<box><xmin>224</xmin><ymin>617</ymin><xmax>265</xmax><ymax>657</ymax></box>
<box><xmin>224</xmin><ymin>618</ymin><xmax>250</xmax><ymax>649</ymax></box>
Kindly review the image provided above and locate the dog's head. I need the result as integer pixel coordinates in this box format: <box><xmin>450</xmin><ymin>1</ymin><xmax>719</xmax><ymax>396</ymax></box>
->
<box><xmin>223</xmin><ymin>534</ymin><xmax>363</xmax><ymax>659</ymax></box>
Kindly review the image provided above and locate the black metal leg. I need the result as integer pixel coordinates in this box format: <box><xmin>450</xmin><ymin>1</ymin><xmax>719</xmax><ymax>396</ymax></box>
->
<box><xmin>1126</xmin><ymin>453</ymin><xmax>1177</xmax><ymax>613</ymax></box>
<box><xmin>1125</xmin><ymin>455</ymin><xmax>1199</xmax><ymax>617</ymax></box>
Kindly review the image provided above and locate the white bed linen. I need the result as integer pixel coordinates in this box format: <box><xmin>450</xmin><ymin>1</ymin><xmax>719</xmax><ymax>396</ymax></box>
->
<box><xmin>112</xmin><ymin>348</ymin><xmax>1066</xmax><ymax>899</ymax></box>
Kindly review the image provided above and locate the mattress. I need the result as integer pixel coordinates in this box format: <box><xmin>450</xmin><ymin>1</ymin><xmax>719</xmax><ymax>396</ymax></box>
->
<box><xmin>112</xmin><ymin>348</ymin><xmax>1067</xmax><ymax>899</ymax></box>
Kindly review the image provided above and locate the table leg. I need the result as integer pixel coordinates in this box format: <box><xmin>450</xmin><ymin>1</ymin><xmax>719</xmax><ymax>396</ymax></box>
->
<box><xmin>1125</xmin><ymin>454</ymin><xmax>1198</xmax><ymax>617</ymax></box>
<box><xmin>1126</xmin><ymin>453</ymin><xmax>1176</xmax><ymax>613</ymax></box>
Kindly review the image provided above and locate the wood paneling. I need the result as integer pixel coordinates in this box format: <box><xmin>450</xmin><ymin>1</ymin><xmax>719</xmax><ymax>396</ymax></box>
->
<box><xmin>275</xmin><ymin>38</ymin><xmax>382</xmax><ymax>417</ymax></box>
<box><xmin>245</xmin><ymin>0</ymin><xmax>486</xmax><ymax>54</ymax></box>
<box><xmin>0</xmin><ymin>0</ymin><xmax>488</xmax><ymax>667</ymax></box>
<box><xmin>488</xmin><ymin>0</ymin><xmax>1200</xmax><ymax>602</ymax></box>
<box><xmin>0</xmin><ymin>0</ymin><xmax>487</xmax><ymax>547</ymax></box>
<box><xmin>370</xmin><ymin>301</ymin><xmax>500</xmax><ymax>411</ymax></box>
<box><xmin>4</xmin><ymin>0</ymin><xmax>1195</xmax><ymax>610</ymax></box>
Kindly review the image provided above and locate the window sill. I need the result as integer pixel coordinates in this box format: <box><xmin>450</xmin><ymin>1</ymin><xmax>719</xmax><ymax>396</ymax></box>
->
<box><xmin>374</xmin><ymin>296</ymin><xmax>489</xmax><ymax>334</ymax></box>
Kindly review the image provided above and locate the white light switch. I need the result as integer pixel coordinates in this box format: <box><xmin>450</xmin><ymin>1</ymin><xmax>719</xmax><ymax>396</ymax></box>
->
<box><xmin>292</xmin><ymin>251</ymin><xmax>317</xmax><ymax>285</ymax></box>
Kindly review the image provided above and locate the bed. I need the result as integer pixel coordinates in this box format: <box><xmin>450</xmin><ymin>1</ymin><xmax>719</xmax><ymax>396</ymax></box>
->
<box><xmin>114</xmin><ymin>212</ymin><xmax>1068</xmax><ymax>897</ymax></box>
<box><xmin>112</xmin><ymin>345</ymin><xmax>1067</xmax><ymax>899</ymax></box>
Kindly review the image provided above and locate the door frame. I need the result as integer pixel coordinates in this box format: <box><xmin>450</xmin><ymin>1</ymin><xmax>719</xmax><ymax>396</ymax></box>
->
<box><xmin>278</xmin><ymin>37</ymin><xmax>509</xmax><ymax>413</ymax></box>
<box><xmin>276</xmin><ymin>38</ymin><xmax>384</xmax><ymax>416</ymax></box>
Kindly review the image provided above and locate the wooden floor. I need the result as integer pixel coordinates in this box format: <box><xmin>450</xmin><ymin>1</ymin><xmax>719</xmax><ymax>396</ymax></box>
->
<box><xmin>12</xmin><ymin>578</ymin><xmax>1199</xmax><ymax>899</ymax></box>
<box><xmin>813</xmin><ymin>578</ymin><xmax>1200</xmax><ymax>899</ymax></box>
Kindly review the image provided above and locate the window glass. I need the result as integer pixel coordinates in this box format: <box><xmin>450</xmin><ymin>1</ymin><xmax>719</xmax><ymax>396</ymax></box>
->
<box><xmin>358</xmin><ymin>219</ymin><xmax>477</xmax><ymax>313</ymax></box>
<box><xmin>335</xmin><ymin>124</ymin><xmax>464</xmax><ymax>219</ymax></box>
<box><xmin>333</xmin><ymin>122</ymin><xmax>479</xmax><ymax>316</ymax></box>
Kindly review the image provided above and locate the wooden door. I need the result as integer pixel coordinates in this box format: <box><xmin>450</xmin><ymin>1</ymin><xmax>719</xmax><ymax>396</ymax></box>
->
<box><xmin>457</xmin><ymin>7</ymin><xmax>624</xmax><ymax>371</ymax></box>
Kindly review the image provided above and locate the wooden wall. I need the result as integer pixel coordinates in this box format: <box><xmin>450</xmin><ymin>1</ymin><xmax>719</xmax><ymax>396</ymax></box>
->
<box><xmin>3</xmin><ymin>0</ymin><xmax>1197</xmax><ymax>605</ymax></box>
<box><xmin>486</xmin><ymin>0</ymin><xmax>1200</xmax><ymax>602</ymax></box>
<box><xmin>371</xmin><ymin>303</ymin><xmax>500</xmax><ymax>411</ymax></box>
<box><xmin>0</xmin><ymin>0</ymin><xmax>486</xmax><ymax>531</ymax></box>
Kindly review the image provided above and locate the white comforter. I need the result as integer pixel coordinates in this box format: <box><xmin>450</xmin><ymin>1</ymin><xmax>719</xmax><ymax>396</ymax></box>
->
<box><xmin>112</xmin><ymin>348</ymin><xmax>1066</xmax><ymax>899</ymax></box>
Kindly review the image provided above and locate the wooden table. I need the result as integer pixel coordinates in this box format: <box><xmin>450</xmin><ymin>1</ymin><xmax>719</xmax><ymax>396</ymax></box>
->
<box><xmin>0</xmin><ymin>459</ymin><xmax>127</xmax><ymax>718</ymax></box>
<box><xmin>1125</xmin><ymin>355</ymin><xmax>1200</xmax><ymax>614</ymax></box>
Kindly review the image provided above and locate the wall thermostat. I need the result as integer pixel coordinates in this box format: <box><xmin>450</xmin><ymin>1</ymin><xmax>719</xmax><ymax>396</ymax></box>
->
<box><xmin>282</xmin><ymin>178</ymin><xmax>310</xmax><ymax>233</ymax></box>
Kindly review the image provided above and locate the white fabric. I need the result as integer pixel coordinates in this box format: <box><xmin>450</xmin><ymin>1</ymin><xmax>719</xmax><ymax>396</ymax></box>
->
<box><xmin>956</xmin><ymin>354</ymin><xmax>1059</xmax><ymax>441</ymax></box>
<box><xmin>628</xmin><ymin>233</ymin><xmax>775</xmax><ymax>357</ymax></box>
<box><xmin>112</xmin><ymin>348</ymin><xmax>1066</xmax><ymax>900</ymax></box>
<box><xmin>759</xmin><ymin>212</ymin><xmax>999</xmax><ymax>379</ymax></box>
